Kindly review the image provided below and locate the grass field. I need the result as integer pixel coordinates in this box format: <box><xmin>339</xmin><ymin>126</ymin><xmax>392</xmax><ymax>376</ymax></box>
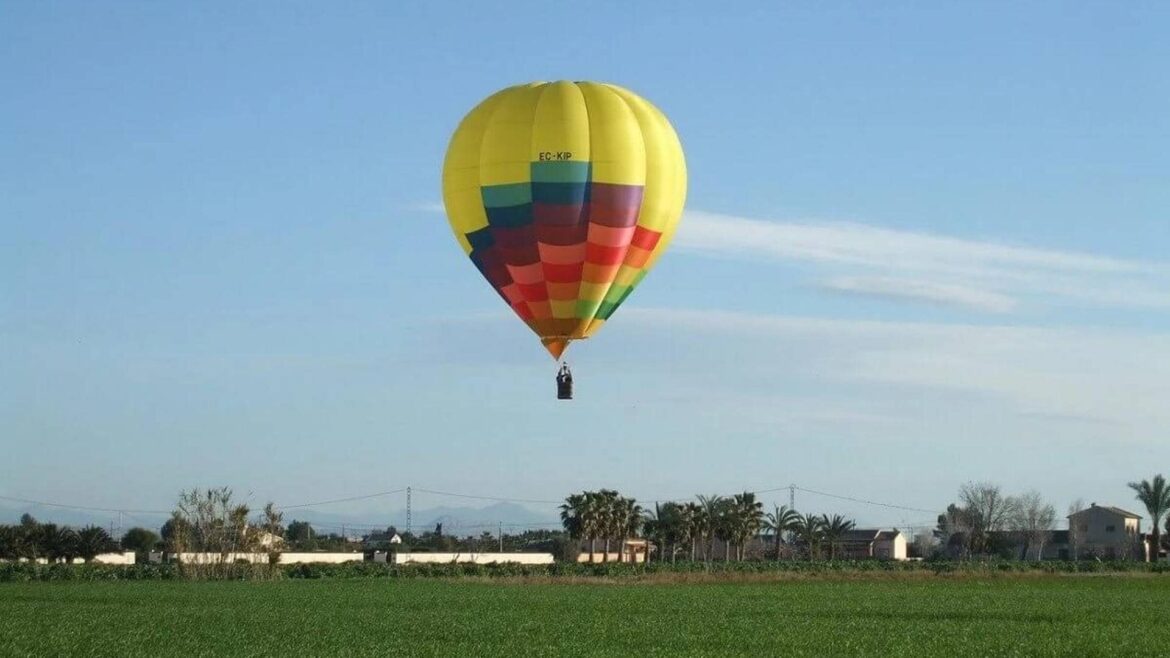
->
<box><xmin>3</xmin><ymin>575</ymin><xmax>1169</xmax><ymax>656</ymax></box>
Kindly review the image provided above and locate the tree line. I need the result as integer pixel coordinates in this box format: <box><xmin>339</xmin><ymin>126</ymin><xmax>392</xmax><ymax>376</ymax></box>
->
<box><xmin>932</xmin><ymin>475</ymin><xmax>1170</xmax><ymax>562</ymax></box>
<box><xmin>8</xmin><ymin>475</ymin><xmax>1170</xmax><ymax>565</ymax></box>
<box><xmin>0</xmin><ymin>514</ymin><xmax>120</xmax><ymax>563</ymax></box>
<box><xmin>559</xmin><ymin>489</ymin><xmax>859</xmax><ymax>562</ymax></box>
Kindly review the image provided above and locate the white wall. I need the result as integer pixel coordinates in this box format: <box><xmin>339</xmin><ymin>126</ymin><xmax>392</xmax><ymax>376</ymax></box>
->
<box><xmin>152</xmin><ymin>552</ymin><xmax>364</xmax><ymax>565</ymax></box>
<box><xmin>144</xmin><ymin>551</ymin><xmax>553</xmax><ymax>565</ymax></box>
<box><xmin>12</xmin><ymin>552</ymin><xmax>136</xmax><ymax>565</ymax></box>
<box><xmin>92</xmin><ymin>551</ymin><xmax>136</xmax><ymax>565</ymax></box>
<box><xmin>1074</xmin><ymin>506</ymin><xmax>1141</xmax><ymax>549</ymax></box>
<box><xmin>874</xmin><ymin>535</ymin><xmax>908</xmax><ymax>561</ymax></box>
<box><xmin>395</xmin><ymin>552</ymin><xmax>554</xmax><ymax>565</ymax></box>
<box><xmin>279</xmin><ymin>552</ymin><xmax>363</xmax><ymax>564</ymax></box>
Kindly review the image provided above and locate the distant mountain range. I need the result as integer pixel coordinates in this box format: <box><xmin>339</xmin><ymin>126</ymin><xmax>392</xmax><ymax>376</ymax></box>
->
<box><xmin>0</xmin><ymin>500</ymin><xmax>559</xmax><ymax>538</ymax></box>
<box><xmin>288</xmin><ymin>502</ymin><xmax>559</xmax><ymax>536</ymax></box>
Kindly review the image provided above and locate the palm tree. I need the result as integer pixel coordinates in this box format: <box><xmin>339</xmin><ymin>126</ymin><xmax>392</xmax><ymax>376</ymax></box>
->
<box><xmin>794</xmin><ymin>514</ymin><xmax>823</xmax><ymax>560</ymax></box>
<box><xmin>642</xmin><ymin>504</ymin><xmax>666</xmax><ymax>564</ymax></box>
<box><xmin>695</xmin><ymin>502</ymin><xmax>712</xmax><ymax>562</ymax></box>
<box><xmin>679</xmin><ymin>503</ymin><xmax>701</xmax><ymax>561</ymax></box>
<box><xmin>556</xmin><ymin>491</ymin><xmax>585</xmax><ymax>557</ymax></box>
<box><xmin>589</xmin><ymin>490</ymin><xmax>607</xmax><ymax>562</ymax></box>
<box><xmin>659</xmin><ymin>502</ymin><xmax>684</xmax><ymax>563</ymax></box>
<box><xmin>714</xmin><ymin>504</ymin><xmax>735</xmax><ymax>562</ymax></box>
<box><xmin>619</xmin><ymin>496</ymin><xmax>643</xmax><ymax>563</ymax></box>
<box><xmin>697</xmin><ymin>495</ymin><xmax>725</xmax><ymax>563</ymax></box>
<box><xmin>596</xmin><ymin>489</ymin><xmax>621</xmax><ymax>562</ymax></box>
<box><xmin>608</xmin><ymin>494</ymin><xmax>645</xmax><ymax>561</ymax></box>
<box><xmin>562</xmin><ymin>493</ymin><xmax>601</xmax><ymax>563</ymax></box>
<box><xmin>1128</xmin><ymin>475</ymin><xmax>1170</xmax><ymax>562</ymax></box>
<box><xmin>38</xmin><ymin>524</ymin><xmax>79</xmax><ymax>563</ymax></box>
<box><xmin>646</xmin><ymin>502</ymin><xmax>685</xmax><ymax>563</ymax></box>
<box><xmin>732</xmin><ymin>492</ymin><xmax>764</xmax><ymax>561</ymax></box>
<box><xmin>820</xmin><ymin>514</ymin><xmax>855</xmax><ymax>560</ymax></box>
<box><xmin>0</xmin><ymin>524</ymin><xmax>36</xmax><ymax>561</ymax></box>
<box><xmin>764</xmin><ymin>505</ymin><xmax>800</xmax><ymax>561</ymax></box>
<box><xmin>76</xmin><ymin>526</ymin><xmax>117</xmax><ymax>562</ymax></box>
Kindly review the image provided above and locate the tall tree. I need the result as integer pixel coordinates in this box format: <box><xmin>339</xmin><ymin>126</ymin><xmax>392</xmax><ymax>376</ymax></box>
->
<box><xmin>959</xmin><ymin>482</ymin><xmax>1019</xmax><ymax>555</ymax></box>
<box><xmin>820</xmin><ymin>514</ymin><xmax>855</xmax><ymax>560</ymax></box>
<box><xmin>764</xmin><ymin>505</ymin><xmax>800</xmax><ymax>561</ymax></box>
<box><xmin>680</xmin><ymin>503</ymin><xmax>701</xmax><ymax>561</ymax></box>
<box><xmin>1128</xmin><ymin>475</ymin><xmax>1170</xmax><ymax>562</ymax></box>
<box><xmin>562</xmin><ymin>490</ymin><xmax>636</xmax><ymax>563</ymax></box>
<box><xmin>934</xmin><ymin>503</ymin><xmax>974</xmax><ymax>559</ymax></box>
<box><xmin>731</xmin><ymin>492</ymin><xmax>764</xmax><ymax>561</ymax></box>
<box><xmin>645</xmin><ymin>502</ymin><xmax>684</xmax><ymax>563</ymax></box>
<box><xmin>712</xmin><ymin>500</ymin><xmax>735</xmax><ymax>562</ymax></box>
<box><xmin>582</xmin><ymin>492</ymin><xmax>602</xmax><ymax>563</ymax></box>
<box><xmin>1009</xmin><ymin>491</ymin><xmax>1056</xmax><ymax>561</ymax></box>
<box><xmin>661</xmin><ymin>502</ymin><xmax>684</xmax><ymax>563</ymax></box>
<box><xmin>76</xmin><ymin>526</ymin><xmax>118</xmax><ymax>562</ymax></box>
<box><xmin>285</xmin><ymin>521</ymin><xmax>315</xmax><ymax>549</ymax></box>
<box><xmin>619</xmin><ymin>496</ymin><xmax>643</xmax><ymax>563</ymax></box>
<box><xmin>0</xmin><ymin>522</ymin><xmax>40</xmax><ymax>561</ymax></box>
<box><xmin>261</xmin><ymin>502</ymin><xmax>284</xmax><ymax>566</ymax></box>
<box><xmin>559</xmin><ymin>493</ymin><xmax>588</xmax><ymax>562</ymax></box>
<box><xmin>171</xmin><ymin>487</ymin><xmax>256</xmax><ymax>575</ymax></box>
<box><xmin>161</xmin><ymin>514</ymin><xmax>192</xmax><ymax>554</ymax></box>
<box><xmin>642</xmin><ymin>504</ymin><xmax>662</xmax><ymax>563</ymax></box>
<box><xmin>0</xmin><ymin>525</ymin><xmax>28</xmax><ymax>560</ymax></box>
<box><xmin>794</xmin><ymin>514</ymin><xmax>823</xmax><ymax>560</ymax></box>
<box><xmin>39</xmin><ymin>524</ymin><xmax>79</xmax><ymax>563</ymax></box>
<box><xmin>697</xmin><ymin>495</ymin><xmax>724</xmax><ymax>563</ymax></box>
<box><xmin>598</xmin><ymin>489</ymin><xmax>622</xmax><ymax>562</ymax></box>
<box><xmin>120</xmin><ymin>527</ymin><xmax>160</xmax><ymax>556</ymax></box>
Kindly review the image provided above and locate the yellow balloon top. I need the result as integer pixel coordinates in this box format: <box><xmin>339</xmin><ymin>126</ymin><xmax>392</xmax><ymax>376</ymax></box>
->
<box><xmin>442</xmin><ymin>81</ymin><xmax>686</xmax><ymax>358</ymax></box>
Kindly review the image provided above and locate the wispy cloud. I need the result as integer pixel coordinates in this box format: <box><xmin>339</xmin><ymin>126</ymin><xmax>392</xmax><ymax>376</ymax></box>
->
<box><xmin>618</xmin><ymin>307</ymin><xmax>1170</xmax><ymax>439</ymax></box>
<box><xmin>674</xmin><ymin>211</ymin><xmax>1170</xmax><ymax>313</ymax></box>
<box><xmin>821</xmin><ymin>276</ymin><xmax>1019</xmax><ymax>313</ymax></box>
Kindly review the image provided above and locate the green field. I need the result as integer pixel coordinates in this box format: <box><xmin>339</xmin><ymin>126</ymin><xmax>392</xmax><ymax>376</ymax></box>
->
<box><xmin>3</xmin><ymin>576</ymin><xmax>1170</xmax><ymax>656</ymax></box>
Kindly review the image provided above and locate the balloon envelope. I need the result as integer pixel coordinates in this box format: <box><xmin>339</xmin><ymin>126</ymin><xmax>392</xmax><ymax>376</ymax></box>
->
<box><xmin>442</xmin><ymin>81</ymin><xmax>686</xmax><ymax>358</ymax></box>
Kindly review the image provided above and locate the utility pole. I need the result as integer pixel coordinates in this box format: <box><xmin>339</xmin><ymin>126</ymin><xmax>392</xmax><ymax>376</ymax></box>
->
<box><xmin>498</xmin><ymin>521</ymin><xmax>503</xmax><ymax>552</ymax></box>
<box><xmin>405</xmin><ymin>487</ymin><xmax>412</xmax><ymax>533</ymax></box>
<box><xmin>789</xmin><ymin>484</ymin><xmax>796</xmax><ymax>511</ymax></box>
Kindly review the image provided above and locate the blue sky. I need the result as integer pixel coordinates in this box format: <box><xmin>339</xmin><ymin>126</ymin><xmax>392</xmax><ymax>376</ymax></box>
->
<box><xmin>3</xmin><ymin>2</ymin><xmax>1169</xmax><ymax>532</ymax></box>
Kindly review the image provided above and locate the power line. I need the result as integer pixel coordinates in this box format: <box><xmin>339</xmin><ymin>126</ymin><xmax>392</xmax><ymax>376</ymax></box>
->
<box><xmin>0</xmin><ymin>494</ymin><xmax>169</xmax><ymax>515</ymax></box>
<box><xmin>0</xmin><ymin>488</ymin><xmax>411</xmax><ymax>516</ymax></box>
<box><xmin>279</xmin><ymin>489</ymin><xmax>406</xmax><ymax>510</ymax></box>
<box><xmin>287</xmin><ymin>520</ymin><xmax>396</xmax><ymax>530</ymax></box>
<box><xmin>792</xmin><ymin>486</ymin><xmax>938</xmax><ymax>515</ymax></box>
<box><xmin>411</xmin><ymin>487</ymin><xmax>562</xmax><ymax>505</ymax></box>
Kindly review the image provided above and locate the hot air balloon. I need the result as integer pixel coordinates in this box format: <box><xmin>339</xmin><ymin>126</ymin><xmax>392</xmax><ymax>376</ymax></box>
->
<box><xmin>441</xmin><ymin>81</ymin><xmax>686</xmax><ymax>395</ymax></box>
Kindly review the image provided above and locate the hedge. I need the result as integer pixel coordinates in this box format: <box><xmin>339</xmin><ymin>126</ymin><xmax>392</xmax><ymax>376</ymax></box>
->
<box><xmin>4</xmin><ymin>559</ymin><xmax>1169</xmax><ymax>583</ymax></box>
